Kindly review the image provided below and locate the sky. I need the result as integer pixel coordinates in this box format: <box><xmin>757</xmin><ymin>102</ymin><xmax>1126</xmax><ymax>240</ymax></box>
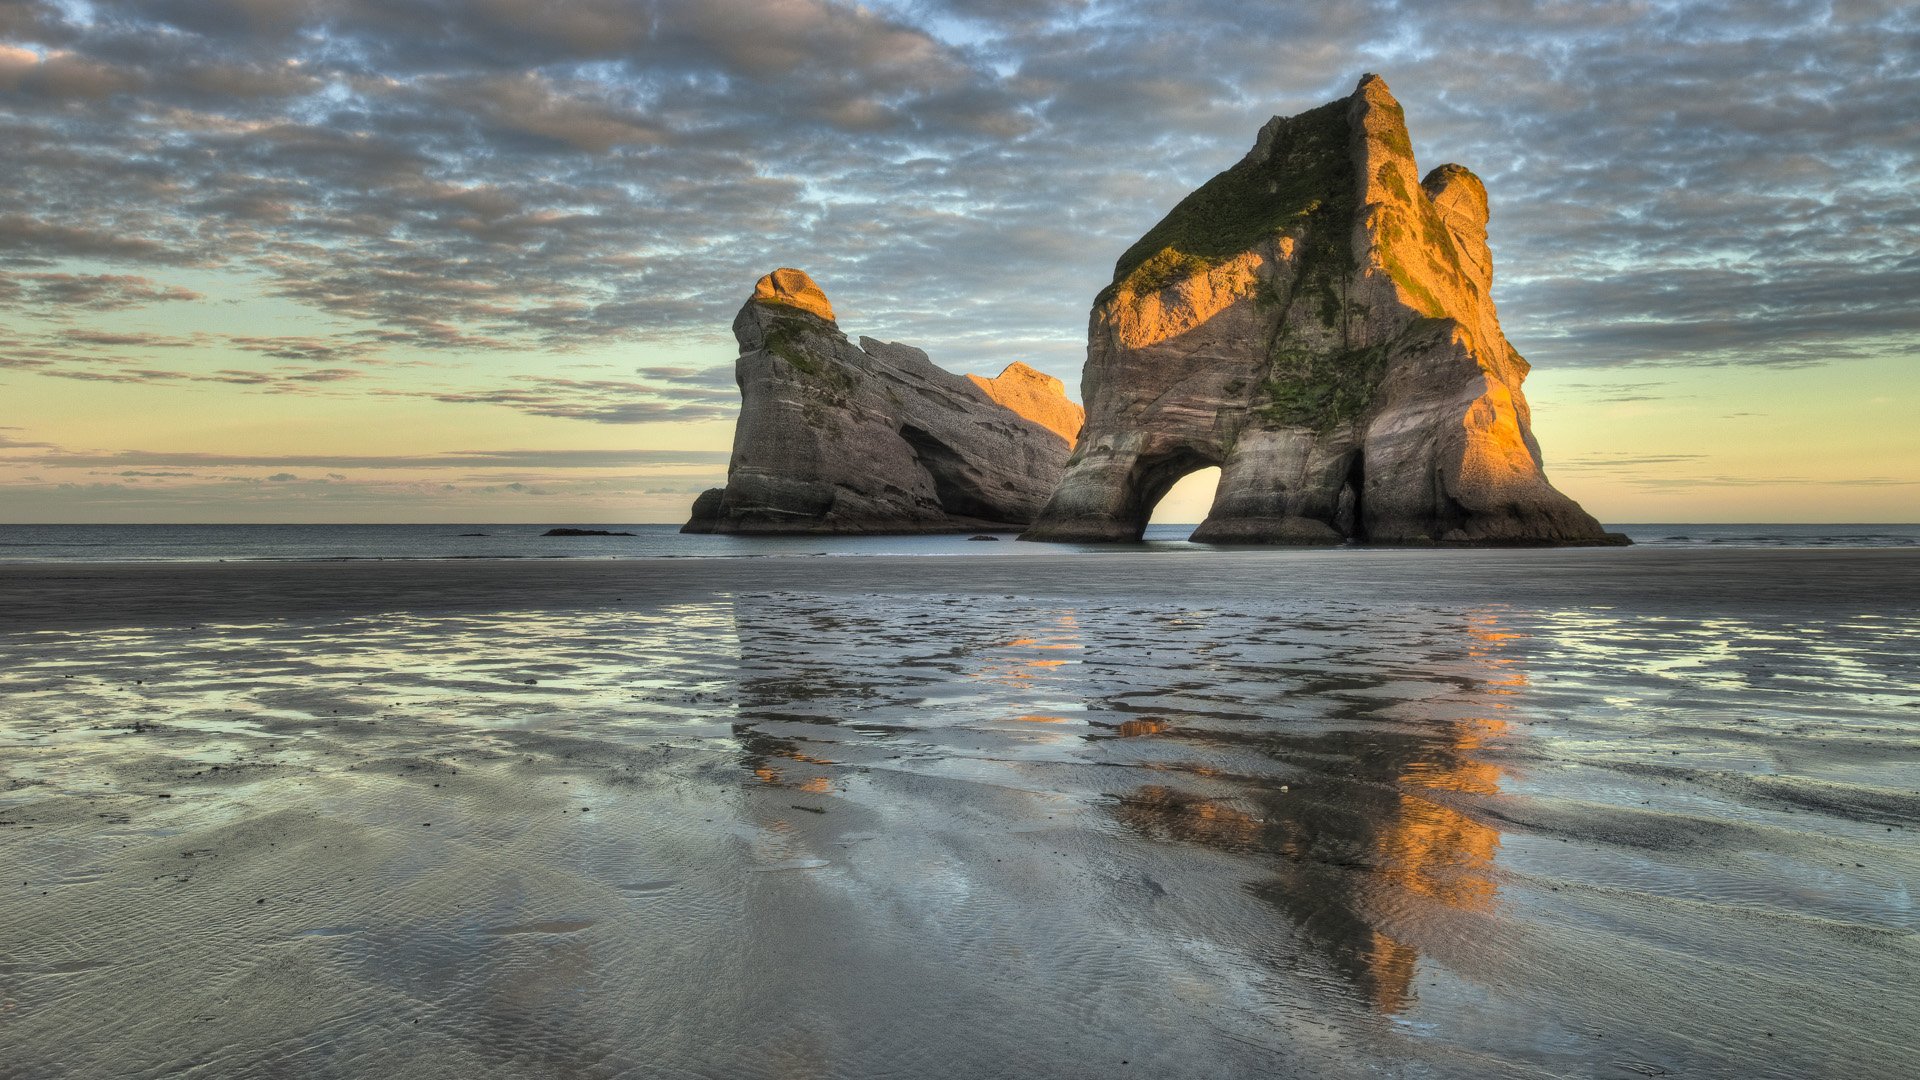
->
<box><xmin>1</xmin><ymin>0</ymin><xmax>1915</xmax><ymax>525</ymax></box>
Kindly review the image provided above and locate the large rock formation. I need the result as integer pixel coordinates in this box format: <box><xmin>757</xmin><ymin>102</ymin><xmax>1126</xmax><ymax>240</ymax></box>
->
<box><xmin>684</xmin><ymin>269</ymin><xmax>1079</xmax><ymax>534</ymax></box>
<box><xmin>1023</xmin><ymin>75</ymin><xmax>1624</xmax><ymax>546</ymax></box>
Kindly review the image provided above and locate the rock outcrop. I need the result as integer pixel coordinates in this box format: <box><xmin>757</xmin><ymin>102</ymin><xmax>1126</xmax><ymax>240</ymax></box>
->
<box><xmin>966</xmin><ymin>363</ymin><xmax>1085</xmax><ymax>444</ymax></box>
<box><xmin>1022</xmin><ymin>74</ymin><xmax>1624</xmax><ymax>546</ymax></box>
<box><xmin>684</xmin><ymin>270</ymin><xmax>1077</xmax><ymax>534</ymax></box>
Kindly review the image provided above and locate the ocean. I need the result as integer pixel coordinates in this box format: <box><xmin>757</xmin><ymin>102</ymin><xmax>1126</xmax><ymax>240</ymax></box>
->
<box><xmin>1</xmin><ymin>520</ymin><xmax>1916</xmax><ymax>562</ymax></box>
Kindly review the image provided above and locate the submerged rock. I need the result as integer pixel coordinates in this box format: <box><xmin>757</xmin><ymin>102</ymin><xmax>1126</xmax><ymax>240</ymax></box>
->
<box><xmin>684</xmin><ymin>270</ymin><xmax>1078</xmax><ymax>534</ymax></box>
<box><xmin>1023</xmin><ymin>74</ymin><xmax>1624</xmax><ymax>546</ymax></box>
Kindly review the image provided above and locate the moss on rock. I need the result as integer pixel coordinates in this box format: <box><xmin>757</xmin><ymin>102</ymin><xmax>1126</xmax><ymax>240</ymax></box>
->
<box><xmin>1103</xmin><ymin>99</ymin><xmax>1356</xmax><ymax>309</ymax></box>
<box><xmin>1257</xmin><ymin>339</ymin><xmax>1389</xmax><ymax>432</ymax></box>
<box><xmin>762</xmin><ymin>314</ymin><xmax>858</xmax><ymax>394</ymax></box>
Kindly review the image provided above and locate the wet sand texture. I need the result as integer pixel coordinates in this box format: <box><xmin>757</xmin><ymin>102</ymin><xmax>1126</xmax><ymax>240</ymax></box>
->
<box><xmin>2</xmin><ymin>549</ymin><xmax>1917</xmax><ymax>1078</ymax></box>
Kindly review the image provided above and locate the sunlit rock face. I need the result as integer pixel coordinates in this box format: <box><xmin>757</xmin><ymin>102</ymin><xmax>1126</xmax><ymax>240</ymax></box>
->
<box><xmin>966</xmin><ymin>362</ymin><xmax>1086</xmax><ymax>445</ymax></box>
<box><xmin>684</xmin><ymin>269</ymin><xmax>1076</xmax><ymax>534</ymax></box>
<box><xmin>1023</xmin><ymin>75</ymin><xmax>1624</xmax><ymax>546</ymax></box>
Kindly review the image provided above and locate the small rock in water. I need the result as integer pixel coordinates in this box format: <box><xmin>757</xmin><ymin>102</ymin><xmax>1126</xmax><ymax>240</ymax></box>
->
<box><xmin>967</xmin><ymin>535</ymin><xmax>1000</xmax><ymax>541</ymax></box>
<box><xmin>542</xmin><ymin>528</ymin><xmax>636</xmax><ymax>537</ymax></box>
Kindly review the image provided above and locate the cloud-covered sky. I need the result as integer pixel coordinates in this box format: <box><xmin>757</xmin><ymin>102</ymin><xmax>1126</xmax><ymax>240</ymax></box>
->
<box><xmin>2</xmin><ymin>0</ymin><xmax>1915</xmax><ymax>522</ymax></box>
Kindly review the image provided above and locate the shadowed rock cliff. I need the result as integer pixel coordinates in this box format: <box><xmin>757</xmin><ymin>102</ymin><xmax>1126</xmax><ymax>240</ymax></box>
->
<box><xmin>1022</xmin><ymin>75</ymin><xmax>1625</xmax><ymax>546</ymax></box>
<box><xmin>685</xmin><ymin>270</ymin><xmax>1079</xmax><ymax>534</ymax></box>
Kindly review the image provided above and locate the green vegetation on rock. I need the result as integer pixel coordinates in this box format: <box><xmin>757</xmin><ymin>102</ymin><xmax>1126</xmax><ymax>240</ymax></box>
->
<box><xmin>1123</xmin><ymin>248</ymin><xmax>1213</xmax><ymax>296</ymax></box>
<box><xmin>1257</xmin><ymin>339</ymin><xmax>1389</xmax><ymax>433</ymax></box>
<box><xmin>1104</xmin><ymin>99</ymin><xmax>1356</xmax><ymax>310</ymax></box>
<box><xmin>762</xmin><ymin>314</ymin><xmax>858</xmax><ymax>394</ymax></box>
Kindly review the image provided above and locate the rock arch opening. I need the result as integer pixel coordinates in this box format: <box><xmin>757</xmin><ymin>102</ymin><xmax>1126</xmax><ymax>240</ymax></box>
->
<box><xmin>1123</xmin><ymin>449</ymin><xmax>1221</xmax><ymax>539</ymax></box>
<box><xmin>1149</xmin><ymin>466</ymin><xmax>1222</xmax><ymax>528</ymax></box>
<box><xmin>1334</xmin><ymin>451</ymin><xmax>1365</xmax><ymax>541</ymax></box>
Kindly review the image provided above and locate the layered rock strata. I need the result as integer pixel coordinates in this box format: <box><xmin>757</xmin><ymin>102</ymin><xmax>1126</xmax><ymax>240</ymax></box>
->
<box><xmin>684</xmin><ymin>270</ymin><xmax>1078</xmax><ymax>534</ymax></box>
<box><xmin>1022</xmin><ymin>74</ymin><xmax>1624</xmax><ymax>546</ymax></box>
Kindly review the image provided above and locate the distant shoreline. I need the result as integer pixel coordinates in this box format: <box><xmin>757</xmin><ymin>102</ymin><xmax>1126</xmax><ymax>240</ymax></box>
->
<box><xmin>1</xmin><ymin>521</ymin><xmax>1917</xmax><ymax>567</ymax></box>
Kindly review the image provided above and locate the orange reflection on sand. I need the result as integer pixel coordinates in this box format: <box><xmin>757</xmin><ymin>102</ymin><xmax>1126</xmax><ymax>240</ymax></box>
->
<box><xmin>1116</xmin><ymin>719</ymin><xmax>1168</xmax><ymax>737</ymax></box>
<box><xmin>976</xmin><ymin>615</ymin><xmax>1083</xmax><ymax>689</ymax></box>
<box><xmin>1375</xmin><ymin>789</ymin><xmax>1501</xmax><ymax>909</ymax></box>
<box><xmin>1359</xmin><ymin>717</ymin><xmax>1508</xmax><ymax>1004</ymax></box>
<box><xmin>1359</xmin><ymin>931</ymin><xmax>1422</xmax><ymax>1014</ymax></box>
<box><xmin>742</xmin><ymin>737</ymin><xmax>840</xmax><ymax>792</ymax></box>
<box><xmin>1010</xmin><ymin>715</ymin><xmax>1073</xmax><ymax>723</ymax></box>
<box><xmin>1466</xmin><ymin>610</ymin><xmax>1529</xmax><ymax>697</ymax></box>
<box><xmin>1115</xmin><ymin>712</ymin><xmax>1512</xmax><ymax>1014</ymax></box>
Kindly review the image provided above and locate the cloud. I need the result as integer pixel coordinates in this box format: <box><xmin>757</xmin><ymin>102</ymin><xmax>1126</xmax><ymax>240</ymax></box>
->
<box><xmin>60</xmin><ymin>329</ymin><xmax>205</xmax><ymax>347</ymax></box>
<box><xmin>388</xmin><ymin>375</ymin><xmax>738</xmax><ymax>424</ymax></box>
<box><xmin>223</xmin><ymin>335</ymin><xmax>383</xmax><ymax>364</ymax></box>
<box><xmin>636</xmin><ymin>364</ymin><xmax>736</xmax><ymax>389</ymax></box>
<box><xmin>0</xmin><ymin>214</ymin><xmax>200</xmax><ymax>265</ymax></box>
<box><xmin>0</xmin><ymin>426</ymin><xmax>58</xmax><ymax>449</ymax></box>
<box><xmin>0</xmin><ymin>0</ymin><xmax>1910</xmax><ymax>393</ymax></box>
<box><xmin>13</xmin><ymin>446</ymin><xmax>731</xmax><ymax>469</ymax></box>
<box><xmin>1534</xmin><ymin>381</ymin><xmax>1675</xmax><ymax>404</ymax></box>
<box><xmin>0</xmin><ymin>272</ymin><xmax>202</xmax><ymax>313</ymax></box>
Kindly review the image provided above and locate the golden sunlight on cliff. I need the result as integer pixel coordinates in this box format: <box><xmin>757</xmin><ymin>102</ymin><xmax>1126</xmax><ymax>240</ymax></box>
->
<box><xmin>1105</xmin><ymin>250</ymin><xmax>1270</xmax><ymax>350</ymax></box>
<box><xmin>966</xmin><ymin>362</ymin><xmax>1086</xmax><ymax>445</ymax></box>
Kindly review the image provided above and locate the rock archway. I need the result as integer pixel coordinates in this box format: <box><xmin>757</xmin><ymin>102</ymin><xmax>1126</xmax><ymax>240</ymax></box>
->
<box><xmin>1022</xmin><ymin>75</ymin><xmax>1624</xmax><ymax>547</ymax></box>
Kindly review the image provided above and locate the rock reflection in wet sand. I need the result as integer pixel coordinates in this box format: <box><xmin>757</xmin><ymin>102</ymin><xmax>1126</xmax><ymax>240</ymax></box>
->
<box><xmin>2</xmin><ymin>586</ymin><xmax>1916</xmax><ymax>1079</ymax></box>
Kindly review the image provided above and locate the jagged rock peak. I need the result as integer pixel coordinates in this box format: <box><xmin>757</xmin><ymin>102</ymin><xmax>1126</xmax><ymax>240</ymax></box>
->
<box><xmin>684</xmin><ymin>270</ymin><xmax>1074</xmax><ymax>535</ymax></box>
<box><xmin>966</xmin><ymin>363</ymin><xmax>1085</xmax><ymax>445</ymax></box>
<box><xmin>1022</xmin><ymin>75</ymin><xmax>1625</xmax><ymax>547</ymax></box>
<box><xmin>751</xmin><ymin>267</ymin><xmax>835</xmax><ymax>322</ymax></box>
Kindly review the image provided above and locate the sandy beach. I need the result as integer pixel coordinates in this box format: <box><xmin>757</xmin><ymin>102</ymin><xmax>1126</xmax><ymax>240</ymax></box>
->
<box><xmin>3</xmin><ymin>548</ymin><xmax>1917</xmax><ymax>1078</ymax></box>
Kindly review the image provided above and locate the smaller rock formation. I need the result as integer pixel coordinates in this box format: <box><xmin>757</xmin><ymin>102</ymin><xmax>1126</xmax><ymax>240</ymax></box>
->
<box><xmin>685</xmin><ymin>270</ymin><xmax>1079</xmax><ymax>534</ymax></box>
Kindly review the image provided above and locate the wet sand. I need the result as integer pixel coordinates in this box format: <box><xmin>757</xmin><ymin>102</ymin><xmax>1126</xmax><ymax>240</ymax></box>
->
<box><xmin>2</xmin><ymin>549</ymin><xmax>1917</xmax><ymax>1078</ymax></box>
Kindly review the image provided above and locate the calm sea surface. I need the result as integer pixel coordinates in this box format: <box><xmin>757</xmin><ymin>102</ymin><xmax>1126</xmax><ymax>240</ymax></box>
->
<box><xmin>2</xmin><ymin>521</ymin><xmax>1916</xmax><ymax>562</ymax></box>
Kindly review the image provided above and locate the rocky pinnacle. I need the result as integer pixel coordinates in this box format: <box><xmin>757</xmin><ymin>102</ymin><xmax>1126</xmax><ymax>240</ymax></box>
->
<box><xmin>1022</xmin><ymin>74</ymin><xmax>1625</xmax><ymax>546</ymax></box>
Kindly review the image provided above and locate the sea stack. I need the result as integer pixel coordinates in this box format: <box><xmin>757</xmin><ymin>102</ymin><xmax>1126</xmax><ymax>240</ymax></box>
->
<box><xmin>1022</xmin><ymin>74</ymin><xmax>1624</xmax><ymax>546</ymax></box>
<box><xmin>684</xmin><ymin>269</ymin><xmax>1082</xmax><ymax>534</ymax></box>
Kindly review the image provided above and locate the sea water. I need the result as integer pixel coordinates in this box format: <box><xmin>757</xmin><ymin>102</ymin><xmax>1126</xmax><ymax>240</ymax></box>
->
<box><xmin>1</xmin><ymin>521</ymin><xmax>1915</xmax><ymax>562</ymax></box>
